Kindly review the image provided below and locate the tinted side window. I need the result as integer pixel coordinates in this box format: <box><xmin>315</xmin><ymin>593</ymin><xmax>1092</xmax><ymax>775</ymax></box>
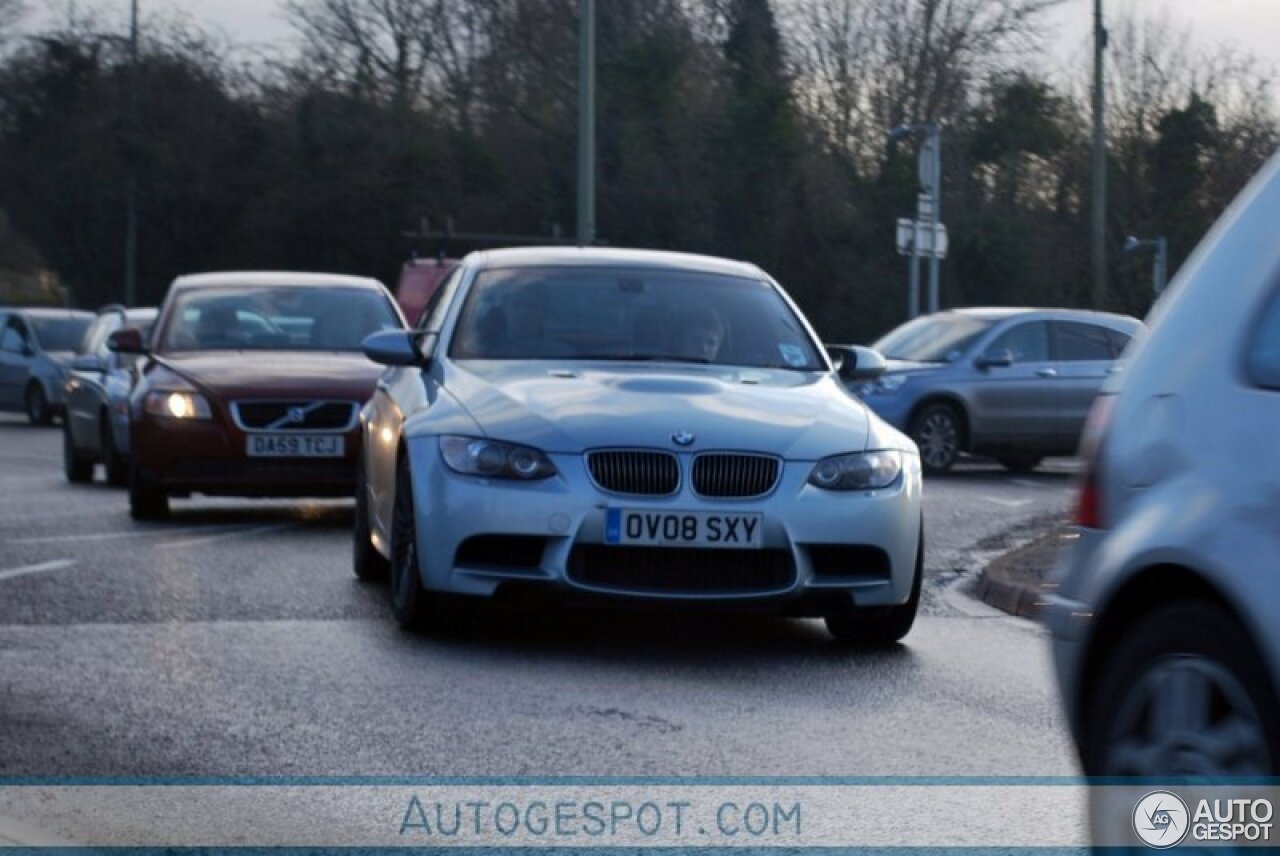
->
<box><xmin>1053</xmin><ymin>321</ymin><xmax>1113</xmax><ymax>361</ymax></box>
<box><xmin>987</xmin><ymin>321</ymin><xmax>1050</xmax><ymax>362</ymax></box>
<box><xmin>1105</xmin><ymin>328</ymin><xmax>1132</xmax><ymax>358</ymax></box>
<box><xmin>1246</xmin><ymin>288</ymin><xmax>1280</xmax><ymax>389</ymax></box>
<box><xmin>1</xmin><ymin>322</ymin><xmax>26</xmax><ymax>353</ymax></box>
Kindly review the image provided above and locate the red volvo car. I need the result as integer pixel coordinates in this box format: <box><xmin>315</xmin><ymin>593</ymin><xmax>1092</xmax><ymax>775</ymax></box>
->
<box><xmin>110</xmin><ymin>272</ymin><xmax>404</xmax><ymax>519</ymax></box>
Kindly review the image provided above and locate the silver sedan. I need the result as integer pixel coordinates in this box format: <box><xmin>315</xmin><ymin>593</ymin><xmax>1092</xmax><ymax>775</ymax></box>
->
<box><xmin>356</xmin><ymin>248</ymin><xmax>923</xmax><ymax>644</ymax></box>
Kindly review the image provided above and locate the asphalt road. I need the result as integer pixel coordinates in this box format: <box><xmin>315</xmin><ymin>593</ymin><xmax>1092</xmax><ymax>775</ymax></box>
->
<box><xmin>0</xmin><ymin>415</ymin><xmax>1079</xmax><ymax>777</ymax></box>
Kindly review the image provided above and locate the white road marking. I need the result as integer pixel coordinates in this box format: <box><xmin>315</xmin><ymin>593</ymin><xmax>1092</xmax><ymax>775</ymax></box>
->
<box><xmin>154</xmin><ymin>524</ymin><xmax>291</xmax><ymax>550</ymax></box>
<box><xmin>980</xmin><ymin>495</ymin><xmax>1032</xmax><ymax>509</ymax></box>
<box><xmin>0</xmin><ymin>559</ymin><xmax>76</xmax><ymax>582</ymax></box>
<box><xmin>10</xmin><ymin>524</ymin><xmax>250</xmax><ymax>545</ymax></box>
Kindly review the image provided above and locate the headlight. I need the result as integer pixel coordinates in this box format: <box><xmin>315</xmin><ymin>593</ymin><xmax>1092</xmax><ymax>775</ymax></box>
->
<box><xmin>860</xmin><ymin>374</ymin><xmax>909</xmax><ymax>396</ymax></box>
<box><xmin>439</xmin><ymin>436</ymin><xmax>557</xmax><ymax>480</ymax></box>
<box><xmin>808</xmin><ymin>450</ymin><xmax>902</xmax><ymax>491</ymax></box>
<box><xmin>144</xmin><ymin>390</ymin><xmax>212</xmax><ymax>420</ymax></box>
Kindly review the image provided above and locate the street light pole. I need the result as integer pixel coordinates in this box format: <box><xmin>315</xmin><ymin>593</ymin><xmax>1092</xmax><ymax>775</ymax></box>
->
<box><xmin>576</xmin><ymin>0</ymin><xmax>595</xmax><ymax>247</ymax></box>
<box><xmin>925</xmin><ymin>124</ymin><xmax>942</xmax><ymax>315</ymax></box>
<box><xmin>1090</xmin><ymin>0</ymin><xmax>1108</xmax><ymax>309</ymax></box>
<box><xmin>124</xmin><ymin>0</ymin><xmax>139</xmax><ymax>306</ymax></box>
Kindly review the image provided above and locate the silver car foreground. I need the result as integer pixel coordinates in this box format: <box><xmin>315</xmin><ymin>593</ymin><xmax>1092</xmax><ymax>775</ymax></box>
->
<box><xmin>356</xmin><ymin>248</ymin><xmax>924</xmax><ymax>644</ymax></box>
<box><xmin>1047</xmin><ymin>152</ymin><xmax>1280</xmax><ymax>776</ymax></box>
<box><xmin>0</xmin><ymin>307</ymin><xmax>93</xmax><ymax>424</ymax></box>
<box><xmin>63</xmin><ymin>305</ymin><xmax>158</xmax><ymax>485</ymax></box>
<box><xmin>856</xmin><ymin>308</ymin><xmax>1141</xmax><ymax>474</ymax></box>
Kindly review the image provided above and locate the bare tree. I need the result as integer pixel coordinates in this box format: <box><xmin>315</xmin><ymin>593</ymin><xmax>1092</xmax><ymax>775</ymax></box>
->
<box><xmin>283</xmin><ymin>0</ymin><xmax>440</xmax><ymax>108</ymax></box>
<box><xmin>786</xmin><ymin>0</ymin><xmax>1062</xmax><ymax>167</ymax></box>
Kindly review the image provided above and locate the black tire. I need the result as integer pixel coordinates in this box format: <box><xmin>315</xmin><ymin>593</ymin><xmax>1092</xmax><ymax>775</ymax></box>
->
<box><xmin>1082</xmin><ymin>600</ymin><xmax>1280</xmax><ymax>777</ymax></box>
<box><xmin>102</xmin><ymin>415</ymin><xmax>129</xmax><ymax>487</ymax></box>
<box><xmin>129</xmin><ymin>459</ymin><xmax>170</xmax><ymax>520</ymax></box>
<box><xmin>388</xmin><ymin>453</ymin><xmax>450</xmax><ymax>631</ymax></box>
<box><xmin>25</xmin><ymin>383</ymin><xmax>51</xmax><ymax>426</ymax></box>
<box><xmin>353</xmin><ymin>454</ymin><xmax>390</xmax><ymax>582</ymax></box>
<box><xmin>62</xmin><ymin>421</ymin><xmax>93</xmax><ymax>484</ymax></box>
<box><xmin>825</xmin><ymin>523</ymin><xmax>924</xmax><ymax>646</ymax></box>
<box><xmin>996</xmin><ymin>453</ymin><xmax>1042</xmax><ymax>473</ymax></box>
<box><xmin>909</xmin><ymin>403</ymin><xmax>962</xmax><ymax>475</ymax></box>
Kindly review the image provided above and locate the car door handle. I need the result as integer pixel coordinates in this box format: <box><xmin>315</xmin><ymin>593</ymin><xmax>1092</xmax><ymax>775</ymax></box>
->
<box><xmin>1035</xmin><ymin>368</ymin><xmax>1058</xmax><ymax>378</ymax></box>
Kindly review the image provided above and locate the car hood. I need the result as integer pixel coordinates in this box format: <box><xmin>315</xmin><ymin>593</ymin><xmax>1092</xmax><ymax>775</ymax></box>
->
<box><xmin>154</xmin><ymin>351</ymin><xmax>382</xmax><ymax>400</ymax></box>
<box><xmin>445</xmin><ymin>362</ymin><xmax>871</xmax><ymax>458</ymax></box>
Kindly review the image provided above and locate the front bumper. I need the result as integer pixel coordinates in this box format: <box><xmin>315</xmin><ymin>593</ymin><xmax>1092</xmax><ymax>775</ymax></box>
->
<box><xmin>406</xmin><ymin>437</ymin><xmax>923</xmax><ymax>612</ymax></box>
<box><xmin>133</xmin><ymin>415</ymin><xmax>359</xmax><ymax>498</ymax></box>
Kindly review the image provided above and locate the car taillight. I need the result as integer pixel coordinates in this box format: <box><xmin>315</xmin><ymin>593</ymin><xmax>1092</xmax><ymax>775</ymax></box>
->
<box><xmin>1075</xmin><ymin>395</ymin><xmax>1113</xmax><ymax>528</ymax></box>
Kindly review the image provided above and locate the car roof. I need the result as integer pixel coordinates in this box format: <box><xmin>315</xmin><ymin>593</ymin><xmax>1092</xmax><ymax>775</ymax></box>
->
<box><xmin>170</xmin><ymin>271</ymin><xmax>385</xmax><ymax>291</ymax></box>
<box><xmin>466</xmin><ymin>246</ymin><xmax>765</xmax><ymax>279</ymax></box>
<box><xmin>946</xmin><ymin>306</ymin><xmax>1142</xmax><ymax>325</ymax></box>
<box><xmin>1</xmin><ymin>307</ymin><xmax>93</xmax><ymax>319</ymax></box>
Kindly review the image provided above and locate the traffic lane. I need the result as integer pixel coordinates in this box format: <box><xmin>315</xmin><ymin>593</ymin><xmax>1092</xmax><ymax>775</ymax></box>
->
<box><xmin>0</xmin><ymin>603</ymin><xmax>1073</xmax><ymax>776</ymax></box>
<box><xmin>0</xmin><ymin>419</ymin><xmax>1074</xmax><ymax>624</ymax></box>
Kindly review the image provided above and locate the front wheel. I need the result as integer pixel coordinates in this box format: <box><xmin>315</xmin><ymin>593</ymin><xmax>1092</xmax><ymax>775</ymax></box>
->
<box><xmin>388</xmin><ymin>454</ymin><xmax>450</xmax><ymax>631</ymax></box>
<box><xmin>102</xmin><ymin>415</ymin><xmax>129</xmax><ymax>487</ymax></box>
<box><xmin>825</xmin><ymin>524</ymin><xmax>923</xmax><ymax>646</ymax></box>
<box><xmin>1082</xmin><ymin>601</ymin><xmax>1280</xmax><ymax>776</ymax></box>
<box><xmin>25</xmin><ymin>383</ymin><xmax>51</xmax><ymax>426</ymax></box>
<box><xmin>129</xmin><ymin>460</ymin><xmax>170</xmax><ymax>520</ymax></box>
<box><xmin>63</xmin><ymin>422</ymin><xmax>93</xmax><ymax>483</ymax></box>
<box><xmin>909</xmin><ymin>404</ymin><xmax>961</xmax><ymax>474</ymax></box>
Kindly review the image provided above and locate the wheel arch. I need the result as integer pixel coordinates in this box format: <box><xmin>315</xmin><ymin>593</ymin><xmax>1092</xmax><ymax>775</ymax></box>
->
<box><xmin>906</xmin><ymin>394</ymin><xmax>972</xmax><ymax>452</ymax></box>
<box><xmin>1077</xmin><ymin>562</ymin><xmax>1269</xmax><ymax>748</ymax></box>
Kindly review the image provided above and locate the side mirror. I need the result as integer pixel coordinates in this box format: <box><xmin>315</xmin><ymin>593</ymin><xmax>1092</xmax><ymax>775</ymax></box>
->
<box><xmin>362</xmin><ymin>329</ymin><xmax>429</xmax><ymax>367</ymax></box>
<box><xmin>107</xmin><ymin>328</ymin><xmax>147</xmax><ymax>355</ymax></box>
<box><xmin>829</xmin><ymin>345</ymin><xmax>887</xmax><ymax>382</ymax></box>
<box><xmin>975</xmin><ymin>349</ymin><xmax>1014</xmax><ymax>370</ymax></box>
<box><xmin>71</xmin><ymin>354</ymin><xmax>107</xmax><ymax>373</ymax></box>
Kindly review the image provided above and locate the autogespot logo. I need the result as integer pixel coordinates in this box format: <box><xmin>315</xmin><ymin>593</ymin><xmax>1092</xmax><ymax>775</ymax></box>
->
<box><xmin>1134</xmin><ymin>791</ymin><xmax>1190</xmax><ymax>849</ymax></box>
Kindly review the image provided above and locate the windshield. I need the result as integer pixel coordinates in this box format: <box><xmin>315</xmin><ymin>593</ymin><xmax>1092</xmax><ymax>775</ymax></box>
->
<box><xmin>449</xmin><ymin>267</ymin><xmax>825</xmax><ymax>371</ymax></box>
<box><xmin>159</xmin><ymin>286</ymin><xmax>401</xmax><ymax>353</ymax></box>
<box><xmin>874</xmin><ymin>315</ymin><xmax>994</xmax><ymax>362</ymax></box>
<box><xmin>30</xmin><ymin>317</ymin><xmax>90</xmax><ymax>352</ymax></box>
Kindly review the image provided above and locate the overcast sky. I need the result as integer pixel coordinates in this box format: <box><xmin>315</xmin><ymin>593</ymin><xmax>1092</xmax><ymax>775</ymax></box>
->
<box><xmin>29</xmin><ymin>0</ymin><xmax>1280</xmax><ymax>74</ymax></box>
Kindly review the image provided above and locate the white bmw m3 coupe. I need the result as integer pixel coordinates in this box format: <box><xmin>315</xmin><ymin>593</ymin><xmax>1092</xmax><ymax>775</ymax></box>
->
<box><xmin>356</xmin><ymin>247</ymin><xmax>923</xmax><ymax>643</ymax></box>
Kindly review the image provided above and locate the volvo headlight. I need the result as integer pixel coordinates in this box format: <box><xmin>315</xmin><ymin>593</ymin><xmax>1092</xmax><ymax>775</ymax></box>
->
<box><xmin>439</xmin><ymin>436</ymin><xmax>557</xmax><ymax>480</ymax></box>
<box><xmin>144</xmin><ymin>390</ymin><xmax>212</xmax><ymax>420</ymax></box>
<box><xmin>808</xmin><ymin>450</ymin><xmax>902</xmax><ymax>491</ymax></box>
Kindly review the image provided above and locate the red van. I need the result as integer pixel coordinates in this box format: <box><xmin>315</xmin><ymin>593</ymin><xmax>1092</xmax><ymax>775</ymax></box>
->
<box><xmin>395</xmin><ymin>257</ymin><xmax>460</xmax><ymax>326</ymax></box>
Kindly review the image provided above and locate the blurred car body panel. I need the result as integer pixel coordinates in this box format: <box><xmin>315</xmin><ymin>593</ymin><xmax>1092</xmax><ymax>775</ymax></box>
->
<box><xmin>1047</xmin><ymin>151</ymin><xmax>1280</xmax><ymax>777</ymax></box>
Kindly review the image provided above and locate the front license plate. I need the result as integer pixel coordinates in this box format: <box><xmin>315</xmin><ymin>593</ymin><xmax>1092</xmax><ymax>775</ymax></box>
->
<box><xmin>604</xmin><ymin>509</ymin><xmax>763</xmax><ymax>549</ymax></box>
<box><xmin>246</xmin><ymin>434</ymin><xmax>345</xmax><ymax>458</ymax></box>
